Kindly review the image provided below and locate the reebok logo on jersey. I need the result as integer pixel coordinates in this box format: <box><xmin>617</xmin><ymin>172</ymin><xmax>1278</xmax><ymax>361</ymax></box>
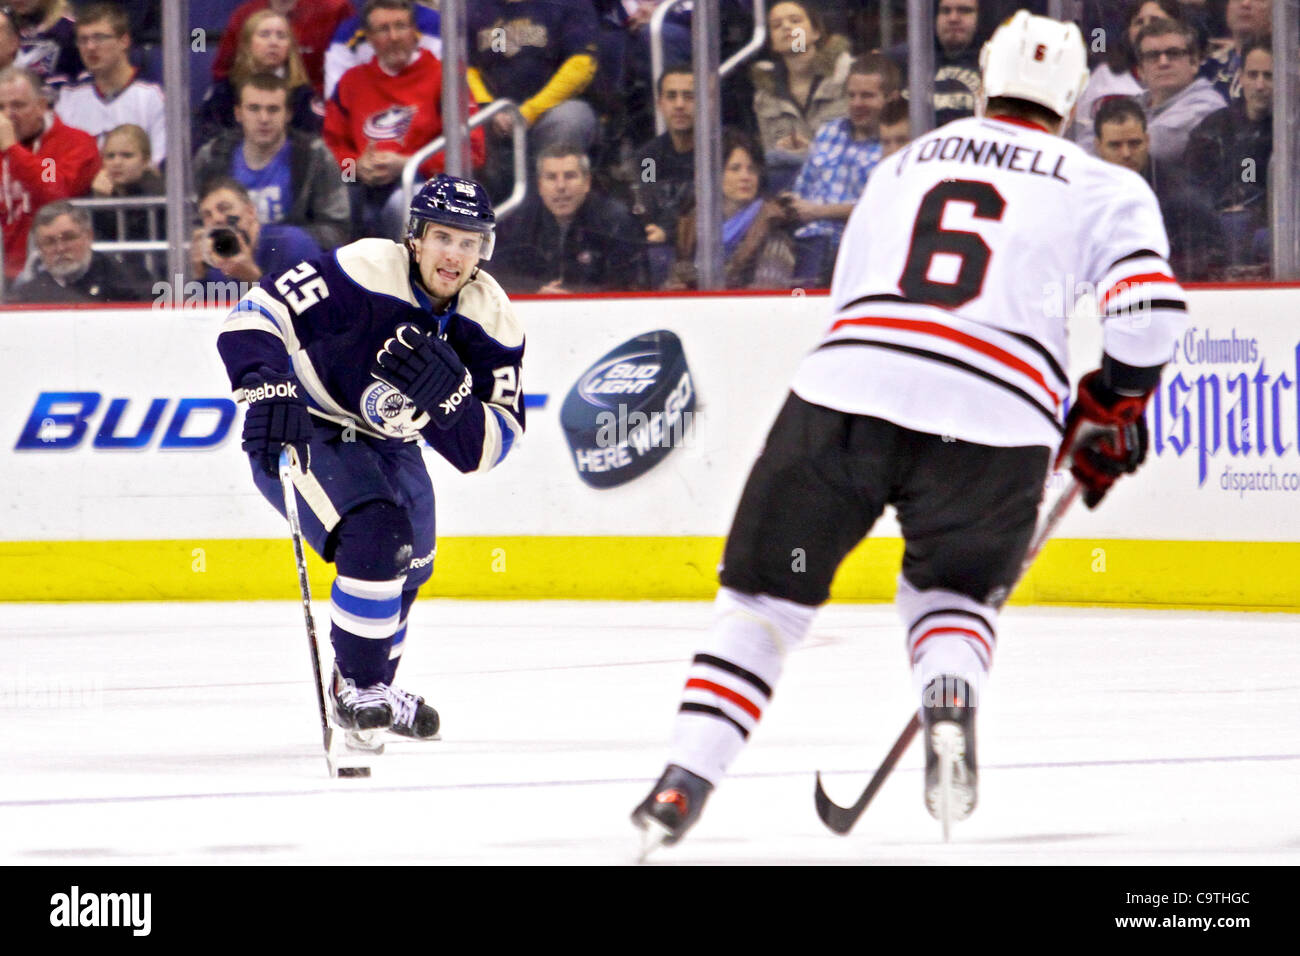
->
<box><xmin>439</xmin><ymin>372</ymin><xmax>473</xmax><ymax>417</ymax></box>
<box><xmin>244</xmin><ymin>381</ymin><xmax>299</xmax><ymax>404</ymax></box>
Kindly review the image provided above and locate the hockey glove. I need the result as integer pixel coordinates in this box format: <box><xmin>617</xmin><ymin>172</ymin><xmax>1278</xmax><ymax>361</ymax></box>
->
<box><xmin>240</xmin><ymin>370</ymin><xmax>313</xmax><ymax>477</ymax></box>
<box><xmin>371</xmin><ymin>324</ymin><xmax>474</xmax><ymax>430</ymax></box>
<box><xmin>1055</xmin><ymin>369</ymin><xmax>1151</xmax><ymax>509</ymax></box>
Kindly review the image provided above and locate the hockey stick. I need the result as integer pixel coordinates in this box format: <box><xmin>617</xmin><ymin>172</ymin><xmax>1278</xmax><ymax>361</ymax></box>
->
<box><xmin>813</xmin><ymin>475</ymin><xmax>1081</xmax><ymax>835</ymax></box>
<box><xmin>278</xmin><ymin>449</ymin><xmax>370</xmax><ymax>779</ymax></box>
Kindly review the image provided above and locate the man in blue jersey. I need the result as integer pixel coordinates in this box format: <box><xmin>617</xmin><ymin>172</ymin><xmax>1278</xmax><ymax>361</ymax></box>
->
<box><xmin>216</xmin><ymin>174</ymin><xmax>525</xmax><ymax>744</ymax></box>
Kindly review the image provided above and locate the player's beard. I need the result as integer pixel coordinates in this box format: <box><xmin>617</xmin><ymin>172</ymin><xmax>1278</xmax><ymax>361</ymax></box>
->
<box><xmin>411</xmin><ymin>247</ymin><xmax>476</xmax><ymax>302</ymax></box>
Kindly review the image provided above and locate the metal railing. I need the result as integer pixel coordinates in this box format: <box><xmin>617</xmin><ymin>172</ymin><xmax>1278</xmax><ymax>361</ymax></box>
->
<box><xmin>400</xmin><ymin>98</ymin><xmax>530</xmax><ymax>223</ymax></box>
<box><xmin>1</xmin><ymin>196</ymin><xmax>168</xmax><ymax>301</ymax></box>
<box><xmin>74</xmin><ymin>196</ymin><xmax>170</xmax><ymax>268</ymax></box>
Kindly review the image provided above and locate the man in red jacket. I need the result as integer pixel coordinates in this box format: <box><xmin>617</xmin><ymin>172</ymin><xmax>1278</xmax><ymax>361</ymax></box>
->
<box><xmin>325</xmin><ymin>0</ymin><xmax>483</xmax><ymax>239</ymax></box>
<box><xmin>0</xmin><ymin>66</ymin><xmax>100</xmax><ymax>280</ymax></box>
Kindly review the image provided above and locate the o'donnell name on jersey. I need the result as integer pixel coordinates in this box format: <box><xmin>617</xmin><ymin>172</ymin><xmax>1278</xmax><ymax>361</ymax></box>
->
<box><xmin>895</xmin><ymin>130</ymin><xmax>1070</xmax><ymax>183</ymax></box>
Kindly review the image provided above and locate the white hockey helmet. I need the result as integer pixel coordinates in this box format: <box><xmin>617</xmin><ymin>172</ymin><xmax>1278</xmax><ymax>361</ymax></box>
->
<box><xmin>978</xmin><ymin>11</ymin><xmax>1089</xmax><ymax>121</ymax></box>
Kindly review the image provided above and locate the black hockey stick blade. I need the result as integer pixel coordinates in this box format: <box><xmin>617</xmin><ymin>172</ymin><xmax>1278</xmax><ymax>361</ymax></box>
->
<box><xmin>815</xmin><ymin>712</ymin><xmax>922</xmax><ymax>835</ymax></box>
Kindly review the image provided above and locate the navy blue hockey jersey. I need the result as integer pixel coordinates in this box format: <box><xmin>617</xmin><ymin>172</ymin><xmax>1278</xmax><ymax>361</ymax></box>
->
<box><xmin>216</xmin><ymin>238</ymin><xmax>525</xmax><ymax>474</ymax></box>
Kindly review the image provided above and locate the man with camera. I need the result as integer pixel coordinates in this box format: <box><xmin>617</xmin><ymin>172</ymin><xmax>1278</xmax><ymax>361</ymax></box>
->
<box><xmin>191</xmin><ymin>177</ymin><xmax>322</xmax><ymax>292</ymax></box>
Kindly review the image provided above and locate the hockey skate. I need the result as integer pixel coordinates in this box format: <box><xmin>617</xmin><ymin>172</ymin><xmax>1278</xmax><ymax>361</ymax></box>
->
<box><xmin>331</xmin><ymin>671</ymin><xmax>392</xmax><ymax>754</ymax></box>
<box><xmin>630</xmin><ymin>764</ymin><xmax>714</xmax><ymax>860</ymax></box>
<box><xmin>385</xmin><ymin>685</ymin><xmax>441</xmax><ymax>740</ymax></box>
<box><xmin>922</xmin><ymin>675</ymin><xmax>978</xmax><ymax>841</ymax></box>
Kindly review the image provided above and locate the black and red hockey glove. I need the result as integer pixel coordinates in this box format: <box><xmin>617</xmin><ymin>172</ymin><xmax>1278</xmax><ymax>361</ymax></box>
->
<box><xmin>371</xmin><ymin>324</ymin><xmax>474</xmax><ymax>430</ymax></box>
<box><xmin>241</xmin><ymin>369</ymin><xmax>313</xmax><ymax>477</ymax></box>
<box><xmin>1056</xmin><ymin>369</ymin><xmax>1151</xmax><ymax>509</ymax></box>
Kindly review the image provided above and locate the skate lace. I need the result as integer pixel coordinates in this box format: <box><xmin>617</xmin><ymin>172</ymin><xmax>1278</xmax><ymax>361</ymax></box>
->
<box><xmin>334</xmin><ymin>676</ymin><xmax>358</xmax><ymax>706</ymax></box>
<box><xmin>353</xmin><ymin>684</ymin><xmax>389</xmax><ymax>710</ymax></box>
<box><xmin>385</xmin><ymin>685</ymin><xmax>419</xmax><ymax>726</ymax></box>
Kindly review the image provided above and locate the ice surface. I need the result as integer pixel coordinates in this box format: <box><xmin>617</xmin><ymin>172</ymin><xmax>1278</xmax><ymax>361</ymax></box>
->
<box><xmin>1</xmin><ymin>600</ymin><xmax>1296</xmax><ymax>865</ymax></box>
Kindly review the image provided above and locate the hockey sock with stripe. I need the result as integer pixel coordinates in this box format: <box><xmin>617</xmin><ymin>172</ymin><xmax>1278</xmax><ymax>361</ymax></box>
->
<box><xmin>667</xmin><ymin>587</ymin><xmax>815</xmax><ymax>784</ymax></box>
<box><xmin>381</xmin><ymin>587</ymin><xmax>421</xmax><ymax>686</ymax></box>
<box><xmin>329</xmin><ymin>500</ymin><xmax>413</xmax><ymax>687</ymax></box>
<box><xmin>330</xmin><ymin>575</ymin><xmax>405</xmax><ymax>687</ymax></box>
<box><xmin>896</xmin><ymin>575</ymin><xmax>995</xmax><ymax>703</ymax></box>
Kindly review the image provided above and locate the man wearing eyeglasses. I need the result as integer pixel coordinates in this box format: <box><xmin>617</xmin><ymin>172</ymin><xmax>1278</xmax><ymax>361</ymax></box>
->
<box><xmin>5</xmin><ymin>200</ymin><xmax>147</xmax><ymax>303</ymax></box>
<box><xmin>1134</xmin><ymin>17</ymin><xmax>1226</xmax><ymax>165</ymax></box>
<box><xmin>52</xmin><ymin>2</ymin><xmax>165</xmax><ymax>162</ymax></box>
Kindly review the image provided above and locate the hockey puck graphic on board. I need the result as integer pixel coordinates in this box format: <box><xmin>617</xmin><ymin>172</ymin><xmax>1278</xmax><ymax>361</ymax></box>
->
<box><xmin>560</xmin><ymin>330</ymin><xmax>696</xmax><ymax>489</ymax></box>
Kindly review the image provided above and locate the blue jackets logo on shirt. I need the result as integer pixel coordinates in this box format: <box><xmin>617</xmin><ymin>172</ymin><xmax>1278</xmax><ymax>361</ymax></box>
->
<box><xmin>362</xmin><ymin>105</ymin><xmax>417</xmax><ymax>142</ymax></box>
<box><xmin>360</xmin><ymin>381</ymin><xmax>430</xmax><ymax>439</ymax></box>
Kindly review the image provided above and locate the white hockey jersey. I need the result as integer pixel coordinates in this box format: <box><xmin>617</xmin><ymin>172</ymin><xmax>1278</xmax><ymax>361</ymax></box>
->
<box><xmin>54</xmin><ymin>73</ymin><xmax>167</xmax><ymax>163</ymax></box>
<box><xmin>790</xmin><ymin>114</ymin><xmax>1188</xmax><ymax>450</ymax></box>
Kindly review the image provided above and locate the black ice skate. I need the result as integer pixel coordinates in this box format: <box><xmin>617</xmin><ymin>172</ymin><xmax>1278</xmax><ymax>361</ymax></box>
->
<box><xmin>331</xmin><ymin>671</ymin><xmax>393</xmax><ymax>733</ymax></box>
<box><xmin>922</xmin><ymin>675</ymin><xmax>978</xmax><ymax>841</ymax></box>
<box><xmin>385</xmin><ymin>685</ymin><xmax>440</xmax><ymax>739</ymax></box>
<box><xmin>630</xmin><ymin>764</ymin><xmax>714</xmax><ymax>859</ymax></box>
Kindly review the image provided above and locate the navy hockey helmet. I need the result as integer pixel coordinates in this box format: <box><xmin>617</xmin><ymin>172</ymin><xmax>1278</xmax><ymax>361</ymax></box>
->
<box><xmin>407</xmin><ymin>173</ymin><xmax>496</xmax><ymax>261</ymax></box>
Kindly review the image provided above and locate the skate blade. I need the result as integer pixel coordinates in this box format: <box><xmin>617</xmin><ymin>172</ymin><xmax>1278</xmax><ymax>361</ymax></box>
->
<box><xmin>340</xmin><ymin>729</ymin><xmax>386</xmax><ymax>755</ymax></box>
<box><xmin>926</xmin><ymin>722</ymin><xmax>975</xmax><ymax>840</ymax></box>
<box><xmin>634</xmin><ymin>816</ymin><xmax>673</xmax><ymax>863</ymax></box>
<box><xmin>384</xmin><ymin>731</ymin><xmax>443</xmax><ymax>743</ymax></box>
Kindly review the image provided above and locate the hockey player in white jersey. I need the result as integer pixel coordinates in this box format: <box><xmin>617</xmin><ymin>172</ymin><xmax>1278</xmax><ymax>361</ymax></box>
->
<box><xmin>217</xmin><ymin>174</ymin><xmax>524</xmax><ymax>745</ymax></box>
<box><xmin>632</xmin><ymin>12</ymin><xmax>1187</xmax><ymax>852</ymax></box>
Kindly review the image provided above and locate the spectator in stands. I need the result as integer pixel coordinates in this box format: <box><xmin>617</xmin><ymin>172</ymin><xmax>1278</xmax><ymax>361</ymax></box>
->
<box><xmin>213</xmin><ymin>0</ymin><xmax>355</xmax><ymax>98</ymax></box>
<box><xmin>54</xmin><ymin>3</ymin><xmax>166</xmax><ymax>162</ymax></box>
<box><xmin>196</xmin><ymin>9</ymin><xmax>322</xmax><ymax>151</ymax></box>
<box><xmin>324</xmin><ymin>0</ymin><xmax>439</xmax><ymax>100</ymax></box>
<box><xmin>1200</xmin><ymin>0</ymin><xmax>1273</xmax><ymax>104</ymax></box>
<box><xmin>88</xmin><ymin>123</ymin><xmax>164</xmax><ymax>260</ymax></box>
<box><xmin>751</xmin><ymin>1</ymin><xmax>852</xmax><ymax>192</ymax></box>
<box><xmin>0</xmin><ymin>67</ymin><xmax>99</xmax><ymax>280</ymax></box>
<box><xmin>6</xmin><ymin>200</ymin><xmax>148</xmax><ymax>303</ymax></box>
<box><xmin>1187</xmin><ymin>36</ymin><xmax>1273</xmax><ymax>267</ymax></box>
<box><xmin>492</xmin><ymin>142</ymin><xmax>648</xmax><ymax>294</ymax></box>
<box><xmin>91</xmin><ymin>123</ymin><xmax>159</xmax><ymax>198</ymax></box>
<box><xmin>1093</xmin><ymin>96</ymin><xmax>1224</xmax><ymax>279</ymax></box>
<box><xmin>0</xmin><ymin>9</ymin><xmax>21</xmax><ymax>72</ymax></box>
<box><xmin>1136</xmin><ymin>17</ymin><xmax>1228</xmax><ymax>165</ymax></box>
<box><xmin>468</xmin><ymin>0</ymin><xmax>601</xmax><ymax>193</ymax></box>
<box><xmin>325</xmin><ymin>0</ymin><xmax>484</xmax><ymax>240</ymax></box>
<box><xmin>780</xmin><ymin>53</ymin><xmax>897</xmax><ymax>287</ymax></box>
<box><xmin>879</xmin><ymin>95</ymin><xmax>911</xmax><ymax>158</ymax></box>
<box><xmin>667</xmin><ymin>129</ymin><xmax>795</xmax><ymax>291</ymax></box>
<box><xmin>1072</xmin><ymin>0</ymin><xmax>1183</xmax><ymax>151</ymax></box>
<box><xmin>189</xmin><ymin>176</ymin><xmax>322</xmax><ymax>287</ymax></box>
<box><xmin>889</xmin><ymin>0</ymin><xmax>983</xmax><ymax>129</ymax></box>
<box><xmin>196</xmin><ymin>74</ymin><xmax>349</xmax><ymax>251</ymax></box>
<box><xmin>630</xmin><ymin>65</ymin><xmax>695</xmax><ymax>287</ymax></box>
<box><xmin>9</xmin><ymin>0</ymin><xmax>81</xmax><ymax>88</ymax></box>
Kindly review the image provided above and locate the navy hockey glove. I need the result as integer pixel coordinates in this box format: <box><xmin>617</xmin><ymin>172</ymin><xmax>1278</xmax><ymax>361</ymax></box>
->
<box><xmin>240</xmin><ymin>370</ymin><xmax>313</xmax><ymax>477</ymax></box>
<box><xmin>1055</xmin><ymin>369</ymin><xmax>1151</xmax><ymax>509</ymax></box>
<box><xmin>372</xmin><ymin>324</ymin><xmax>474</xmax><ymax>430</ymax></box>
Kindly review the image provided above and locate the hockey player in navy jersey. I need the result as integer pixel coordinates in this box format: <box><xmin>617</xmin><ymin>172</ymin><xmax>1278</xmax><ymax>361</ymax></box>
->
<box><xmin>217</xmin><ymin>174</ymin><xmax>524</xmax><ymax>743</ymax></box>
<box><xmin>632</xmin><ymin>12</ymin><xmax>1188</xmax><ymax>853</ymax></box>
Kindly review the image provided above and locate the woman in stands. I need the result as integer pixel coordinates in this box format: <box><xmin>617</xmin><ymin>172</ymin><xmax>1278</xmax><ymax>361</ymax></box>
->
<box><xmin>1072</xmin><ymin>0</ymin><xmax>1184</xmax><ymax>150</ymax></box>
<box><xmin>195</xmin><ymin>9</ymin><xmax>320</xmax><ymax>150</ymax></box>
<box><xmin>750</xmin><ymin>0</ymin><xmax>852</xmax><ymax>192</ymax></box>
<box><xmin>666</xmin><ymin>128</ymin><xmax>795</xmax><ymax>291</ymax></box>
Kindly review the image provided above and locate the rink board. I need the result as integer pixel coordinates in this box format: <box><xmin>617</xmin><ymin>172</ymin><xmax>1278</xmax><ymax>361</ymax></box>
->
<box><xmin>2</xmin><ymin>287</ymin><xmax>1298</xmax><ymax>608</ymax></box>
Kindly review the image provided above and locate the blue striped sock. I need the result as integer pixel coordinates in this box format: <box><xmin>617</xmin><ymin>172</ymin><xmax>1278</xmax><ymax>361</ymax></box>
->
<box><xmin>330</xmin><ymin>574</ymin><xmax>405</xmax><ymax>687</ymax></box>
